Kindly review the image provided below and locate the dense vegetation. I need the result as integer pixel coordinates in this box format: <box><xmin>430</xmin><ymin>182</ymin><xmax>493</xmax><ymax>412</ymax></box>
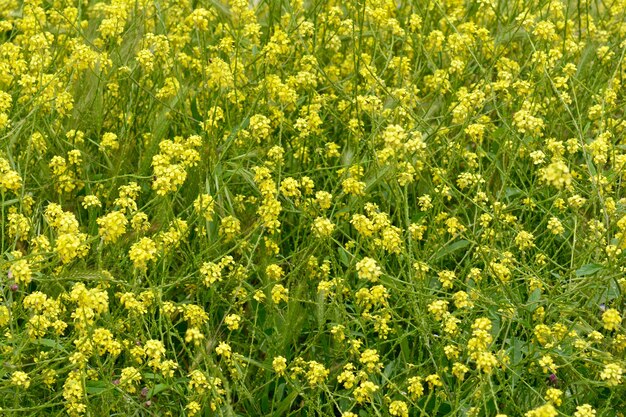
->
<box><xmin>0</xmin><ymin>0</ymin><xmax>625</xmax><ymax>416</ymax></box>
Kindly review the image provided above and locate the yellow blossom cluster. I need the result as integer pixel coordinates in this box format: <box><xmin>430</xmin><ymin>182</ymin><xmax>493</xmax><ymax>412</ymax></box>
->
<box><xmin>1</xmin><ymin>0</ymin><xmax>626</xmax><ymax>416</ymax></box>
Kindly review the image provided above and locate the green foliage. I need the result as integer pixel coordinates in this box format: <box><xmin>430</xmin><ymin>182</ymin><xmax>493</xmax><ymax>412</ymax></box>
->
<box><xmin>0</xmin><ymin>0</ymin><xmax>625</xmax><ymax>416</ymax></box>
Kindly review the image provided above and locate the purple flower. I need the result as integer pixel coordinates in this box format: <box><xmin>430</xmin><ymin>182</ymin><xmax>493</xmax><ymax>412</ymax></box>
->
<box><xmin>547</xmin><ymin>373</ymin><xmax>558</xmax><ymax>386</ymax></box>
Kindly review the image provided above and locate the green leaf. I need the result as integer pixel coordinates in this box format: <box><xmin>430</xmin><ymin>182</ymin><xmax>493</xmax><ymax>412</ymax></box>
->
<box><xmin>274</xmin><ymin>388</ymin><xmax>299</xmax><ymax>415</ymax></box>
<box><xmin>510</xmin><ymin>337</ymin><xmax>525</xmax><ymax>366</ymax></box>
<box><xmin>432</xmin><ymin>239</ymin><xmax>470</xmax><ymax>261</ymax></box>
<box><xmin>575</xmin><ymin>263</ymin><xmax>603</xmax><ymax>277</ymax></box>
<box><xmin>383</xmin><ymin>359</ymin><xmax>396</xmax><ymax>379</ymax></box>
<box><xmin>148</xmin><ymin>383</ymin><xmax>169</xmax><ymax>398</ymax></box>
<box><xmin>505</xmin><ymin>187</ymin><xmax>521</xmax><ymax>198</ymax></box>
<box><xmin>86</xmin><ymin>380</ymin><xmax>109</xmax><ymax>395</ymax></box>
<box><xmin>596</xmin><ymin>279</ymin><xmax>622</xmax><ymax>305</ymax></box>
<box><xmin>526</xmin><ymin>288</ymin><xmax>542</xmax><ymax>307</ymax></box>
<box><xmin>34</xmin><ymin>338</ymin><xmax>67</xmax><ymax>352</ymax></box>
<box><xmin>338</xmin><ymin>246</ymin><xmax>350</xmax><ymax>267</ymax></box>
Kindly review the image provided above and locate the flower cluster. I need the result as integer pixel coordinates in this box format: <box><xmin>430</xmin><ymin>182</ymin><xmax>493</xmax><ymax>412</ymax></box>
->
<box><xmin>1</xmin><ymin>0</ymin><xmax>625</xmax><ymax>416</ymax></box>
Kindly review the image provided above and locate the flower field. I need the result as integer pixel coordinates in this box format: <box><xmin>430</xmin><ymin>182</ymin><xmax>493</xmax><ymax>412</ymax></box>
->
<box><xmin>1</xmin><ymin>0</ymin><xmax>625</xmax><ymax>415</ymax></box>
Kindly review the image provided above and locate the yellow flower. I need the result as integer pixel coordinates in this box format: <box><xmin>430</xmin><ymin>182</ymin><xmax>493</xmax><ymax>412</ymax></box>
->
<box><xmin>186</xmin><ymin>401</ymin><xmax>202</xmax><ymax>416</ymax></box>
<box><xmin>602</xmin><ymin>308</ymin><xmax>622</xmax><ymax>331</ymax></box>
<box><xmin>306</xmin><ymin>361</ymin><xmax>329</xmax><ymax>385</ymax></box>
<box><xmin>600</xmin><ymin>363</ymin><xmax>623</xmax><ymax>386</ymax></box>
<box><xmin>10</xmin><ymin>259</ymin><xmax>33</xmax><ymax>285</ymax></box>
<box><xmin>129</xmin><ymin>237</ymin><xmax>157</xmax><ymax>271</ymax></box>
<box><xmin>515</xmin><ymin>230</ymin><xmax>535</xmax><ymax>251</ymax></box>
<box><xmin>188</xmin><ymin>370</ymin><xmax>209</xmax><ymax>392</ymax></box>
<box><xmin>7</xmin><ymin>212</ymin><xmax>30</xmax><ymax>241</ymax></box>
<box><xmin>389</xmin><ymin>400</ymin><xmax>409</xmax><ymax>417</ymax></box>
<box><xmin>574</xmin><ymin>404</ymin><xmax>596</xmax><ymax>417</ymax></box>
<box><xmin>194</xmin><ymin>193</ymin><xmax>215</xmax><ymax>220</ymax></box>
<box><xmin>547</xmin><ymin>217</ymin><xmax>564</xmax><ymax>234</ymax></box>
<box><xmin>437</xmin><ymin>270</ymin><xmax>455</xmax><ymax>289</ymax></box>
<box><xmin>100</xmin><ymin>132</ymin><xmax>119</xmax><ymax>151</ymax></box>
<box><xmin>525</xmin><ymin>403</ymin><xmax>557</xmax><ymax>417</ymax></box>
<box><xmin>97</xmin><ymin>211</ymin><xmax>128</xmax><ymax>243</ymax></box>
<box><xmin>11</xmin><ymin>371</ymin><xmax>30</xmax><ymax>389</ymax></box>
<box><xmin>427</xmin><ymin>300</ymin><xmax>449</xmax><ymax>321</ymax></box>
<box><xmin>474</xmin><ymin>351</ymin><xmax>498</xmax><ymax>373</ymax></box>
<box><xmin>359</xmin><ymin>349</ymin><xmax>382</xmax><ymax>372</ymax></box>
<box><xmin>544</xmin><ymin>388</ymin><xmax>563</xmax><ymax>406</ymax></box>
<box><xmin>0</xmin><ymin>306</ymin><xmax>10</xmax><ymax>327</ymax></box>
<box><xmin>272</xmin><ymin>356</ymin><xmax>287</xmax><ymax>375</ymax></box>
<box><xmin>82</xmin><ymin>195</ymin><xmax>102</xmax><ymax>209</ymax></box>
<box><xmin>184</xmin><ymin>327</ymin><xmax>205</xmax><ymax>346</ymax></box>
<box><xmin>215</xmin><ymin>342</ymin><xmax>232</xmax><ymax>359</ymax></box>
<box><xmin>119</xmin><ymin>367</ymin><xmax>141</xmax><ymax>393</ymax></box>
<box><xmin>337</xmin><ymin>363</ymin><xmax>356</xmax><ymax>388</ymax></box>
<box><xmin>539</xmin><ymin>160</ymin><xmax>572</xmax><ymax>189</ymax></box>
<box><xmin>271</xmin><ymin>284</ymin><xmax>289</xmax><ymax>304</ymax></box>
<box><xmin>224</xmin><ymin>314</ymin><xmax>242</xmax><ymax>330</ymax></box>
<box><xmin>356</xmin><ymin>257</ymin><xmax>382</xmax><ymax>282</ymax></box>
<box><xmin>219</xmin><ymin>215</ymin><xmax>241</xmax><ymax>240</ymax></box>
<box><xmin>0</xmin><ymin>157</ymin><xmax>22</xmax><ymax>193</ymax></box>
<box><xmin>425</xmin><ymin>373</ymin><xmax>443</xmax><ymax>389</ymax></box>
<box><xmin>452</xmin><ymin>362</ymin><xmax>469</xmax><ymax>380</ymax></box>
<box><xmin>354</xmin><ymin>380</ymin><xmax>378</xmax><ymax>403</ymax></box>
<box><xmin>312</xmin><ymin>217</ymin><xmax>335</xmax><ymax>238</ymax></box>
<box><xmin>538</xmin><ymin>355</ymin><xmax>557</xmax><ymax>373</ymax></box>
